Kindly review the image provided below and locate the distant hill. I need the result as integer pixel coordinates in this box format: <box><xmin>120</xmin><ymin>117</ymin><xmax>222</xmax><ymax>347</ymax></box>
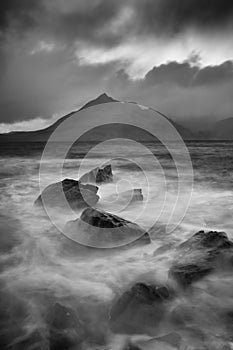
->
<box><xmin>209</xmin><ymin>117</ymin><xmax>233</xmax><ymax>140</ymax></box>
<box><xmin>0</xmin><ymin>93</ymin><xmax>196</xmax><ymax>142</ymax></box>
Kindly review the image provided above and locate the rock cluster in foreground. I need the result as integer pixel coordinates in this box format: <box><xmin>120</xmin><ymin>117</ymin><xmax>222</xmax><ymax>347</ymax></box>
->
<box><xmin>33</xmin><ymin>164</ymin><xmax>233</xmax><ymax>348</ymax></box>
<box><xmin>108</xmin><ymin>230</ymin><xmax>233</xmax><ymax>347</ymax></box>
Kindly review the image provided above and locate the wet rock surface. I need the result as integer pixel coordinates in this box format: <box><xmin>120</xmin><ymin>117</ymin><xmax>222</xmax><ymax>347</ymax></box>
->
<box><xmin>121</xmin><ymin>189</ymin><xmax>143</xmax><ymax>202</ymax></box>
<box><xmin>169</xmin><ymin>231</ymin><xmax>233</xmax><ymax>288</ymax></box>
<box><xmin>65</xmin><ymin>208</ymin><xmax>151</xmax><ymax>248</ymax></box>
<box><xmin>110</xmin><ymin>282</ymin><xmax>174</xmax><ymax>334</ymax></box>
<box><xmin>47</xmin><ymin>302</ymin><xmax>86</xmax><ymax>350</ymax></box>
<box><xmin>127</xmin><ymin>332</ymin><xmax>182</xmax><ymax>350</ymax></box>
<box><xmin>34</xmin><ymin>178</ymin><xmax>99</xmax><ymax>210</ymax></box>
<box><xmin>79</xmin><ymin>164</ymin><xmax>113</xmax><ymax>184</ymax></box>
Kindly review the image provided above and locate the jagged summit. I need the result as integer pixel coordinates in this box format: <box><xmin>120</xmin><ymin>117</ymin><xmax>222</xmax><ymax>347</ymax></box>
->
<box><xmin>79</xmin><ymin>93</ymin><xmax>118</xmax><ymax>111</ymax></box>
<box><xmin>0</xmin><ymin>93</ymin><xmax>195</xmax><ymax>141</ymax></box>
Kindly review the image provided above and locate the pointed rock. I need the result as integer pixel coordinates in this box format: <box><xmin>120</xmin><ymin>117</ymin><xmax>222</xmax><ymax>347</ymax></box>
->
<box><xmin>65</xmin><ymin>207</ymin><xmax>150</xmax><ymax>248</ymax></box>
<box><xmin>35</xmin><ymin>178</ymin><xmax>99</xmax><ymax>210</ymax></box>
<box><xmin>169</xmin><ymin>230</ymin><xmax>233</xmax><ymax>288</ymax></box>
<box><xmin>110</xmin><ymin>282</ymin><xmax>174</xmax><ymax>334</ymax></box>
<box><xmin>79</xmin><ymin>164</ymin><xmax>113</xmax><ymax>184</ymax></box>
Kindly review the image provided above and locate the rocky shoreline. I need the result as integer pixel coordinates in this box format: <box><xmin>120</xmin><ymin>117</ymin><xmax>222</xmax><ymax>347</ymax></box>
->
<box><xmin>33</xmin><ymin>164</ymin><xmax>233</xmax><ymax>349</ymax></box>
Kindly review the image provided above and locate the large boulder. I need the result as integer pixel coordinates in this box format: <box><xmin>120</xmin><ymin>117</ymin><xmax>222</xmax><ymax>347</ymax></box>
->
<box><xmin>110</xmin><ymin>282</ymin><xmax>174</xmax><ymax>335</ymax></box>
<box><xmin>79</xmin><ymin>164</ymin><xmax>113</xmax><ymax>184</ymax></box>
<box><xmin>169</xmin><ymin>230</ymin><xmax>233</xmax><ymax>288</ymax></box>
<box><xmin>35</xmin><ymin>178</ymin><xmax>99</xmax><ymax>210</ymax></box>
<box><xmin>65</xmin><ymin>207</ymin><xmax>150</xmax><ymax>248</ymax></box>
<box><xmin>47</xmin><ymin>302</ymin><xmax>86</xmax><ymax>350</ymax></box>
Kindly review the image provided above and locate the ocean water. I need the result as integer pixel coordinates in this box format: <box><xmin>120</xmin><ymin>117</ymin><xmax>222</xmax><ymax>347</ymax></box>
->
<box><xmin>0</xmin><ymin>141</ymin><xmax>233</xmax><ymax>349</ymax></box>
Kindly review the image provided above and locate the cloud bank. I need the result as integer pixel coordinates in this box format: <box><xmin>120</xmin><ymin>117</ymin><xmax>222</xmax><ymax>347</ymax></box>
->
<box><xmin>0</xmin><ymin>0</ymin><xmax>233</xmax><ymax>130</ymax></box>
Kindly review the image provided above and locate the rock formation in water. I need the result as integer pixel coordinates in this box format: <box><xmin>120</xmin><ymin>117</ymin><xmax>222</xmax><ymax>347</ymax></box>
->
<box><xmin>79</xmin><ymin>164</ymin><xmax>113</xmax><ymax>184</ymax></box>
<box><xmin>126</xmin><ymin>332</ymin><xmax>182</xmax><ymax>350</ymax></box>
<box><xmin>110</xmin><ymin>282</ymin><xmax>174</xmax><ymax>334</ymax></box>
<box><xmin>169</xmin><ymin>230</ymin><xmax>233</xmax><ymax>288</ymax></box>
<box><xmin>101</xmin><ymin>188</ymin><xmax>143</xmax><ymax>212</ymax></box>
<box><xmin>35</xmin><ymin>178</ymin><xmax>99</xmax><ymax>210</ymax></box>
<box><xmin>118</xmin><ymin>189</ymin><xmax>143</xmax><ymax>203</ymax></box>
<box><xmin>47</xmin><ymin>303</ymin><xmax>86</xmax><ymax>350</ymax></box>
<box><xmin>65</xmin><ymin>207</ymin><xmax>150</xmax><ymax>248</ymax></box>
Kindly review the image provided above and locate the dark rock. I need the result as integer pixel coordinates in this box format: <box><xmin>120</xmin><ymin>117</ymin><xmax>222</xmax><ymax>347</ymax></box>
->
<box><xmin>130</xmin><ymin>332</ymin><xmax>182</xmax><ymax>350</ymax></box>
<box><xmin>170</xmin><ymin>264</ymin><xmax>213</xmax><ymax>288</ymax></box>
<box><xmin>130</xmin><ymin>189</ymin><xmax>143</xmax><ymax>201</ymax></box>
<box><xmin>47</xmin><ymin>302</ymin><xmax>86</xmax><ymax>350</ymax></box>
<box><xmin>110</xmin><ymin>282</ymin><xmax>174</xmax><ymax>334</ymax></box>
<box><xmin>119</xmin><ymin>189</ymin><xmax>143</xmax><ymax>204</ymax></box>
<box><xmin>169</xmin><ymin>231</ymin><xmax>233</xmax><ymax>288</ymax></box>
<box><xmin>35</xmin><ymin>178</ymin><xmax>99</xmax><ymax>210</ymax></box>
<box><xmin>179</xmin><ymin>230</ymin><xmax>233</xmax><ymax>250</ymax></box>
<box><xmin>79</xmin><ymin>164</ymin><xmax>113</xmax><ymax>184</ymax></box>
<box><xmin>65</xmin><ymin>208</ymin><xmax>150</xmax><ymax>248</ymax></box>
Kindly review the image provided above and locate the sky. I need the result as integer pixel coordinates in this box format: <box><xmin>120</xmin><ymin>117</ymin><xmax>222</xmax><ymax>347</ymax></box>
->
<box><xmin>0</xmin><ymin>0</ymin><xmax>233</xmax><ymax>132</ymax></box>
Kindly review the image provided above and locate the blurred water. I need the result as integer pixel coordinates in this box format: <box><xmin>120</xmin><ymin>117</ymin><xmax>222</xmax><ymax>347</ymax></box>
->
<box><xmin>0</xmin><ymin>141</ymin><xmax>233</xmax><ymax>349</ymax></box>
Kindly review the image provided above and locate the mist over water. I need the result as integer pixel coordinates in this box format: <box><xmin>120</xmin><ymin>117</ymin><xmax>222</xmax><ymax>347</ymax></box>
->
<box><xmin>0</xmin><ymin>141</ymin><xmax>233</xmax><ymax>349</ymax></box>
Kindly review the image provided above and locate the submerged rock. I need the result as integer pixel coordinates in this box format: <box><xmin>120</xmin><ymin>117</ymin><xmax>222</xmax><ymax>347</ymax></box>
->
<box><xmin>105</xmin><ymin>189</ymin><xmax>143</xmax><ymax>204</ymax></box>
<box><xmin>47</xmin><ymin>302</ymin><xmax>86</xmax><ymax>350</ymax></box>
<box><xmin>100</xmin><ymin>188</ymin><xmax>143</xmax><ymax>213</ymax></box>
<box><xmin>110</xmin><ymin>282</ymin><xmax>174</xmax><ymax>335</ymax></box>
<box><xmin>35</xmin><ymin>178</ymin><xmax>99</xmax><ymax>210</ymax></box>
<box><xmin>169</xmin><ymin>230</ymin><xmax>233</xmax><ymax>288</ymax></box>
<box><xmin>65</xmin><ymin>207</ymin><xmax>150</xmax><ymax>248</ymax></box>
<box><xmin>127</xmin><ymin>332</ymin><xmax>182</xmax><ymax>350</ymax></box>
<box><xmin>79</xmin><ymin>164</ymin><xmax>113</xmax><ymax>184</ymax></box>
<box><xmin>120</xmin><ymin>189</ymin><xmax>143</xmax><ymax>202</ymax></box>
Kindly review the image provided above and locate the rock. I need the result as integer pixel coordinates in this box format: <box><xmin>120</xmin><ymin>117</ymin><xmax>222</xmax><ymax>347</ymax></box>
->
<box><xmin>129</xmin><ymin>332</ymin><xmax>182</xmax><ymax>350</ymax></box>
<box><xmin>35</xmin><ymin>178</ymin><xmax>99</xmax><ymax>210</ymax></box>
<box><xmin>47</xmin><ymin>302</ymin><xmax>86</xmax><ymax>350</ymax></box>
<box><xmin>121</xmin><ymin>189</ymin><xmax>143</xmax><ymax>202</ymax></box>
<box><xmin>79</xmin><ymin>164</ymin><xmax>113</xmax><ymax>184</ymax></box>
<box><xmin>169</xmin><ymin>231</ymin><xmax>233</xmax><ymax>288</ymax></box>
<box><xmin>65</xmin><ymin>207</ymin><xmax>150</xmax><ymax>248</ymax></box>
<box><xmin>100</xmin><ymin>188</ymin><xmax>143</xmax><ymax>213</ymax></box>
<box><xmin>178</xmin><ymin>230</ymin><xmax>233</xmax><ymax>250</ymax></box>
<box><xmin>114</xmin><ymin>189</ymin><xmax>143</xmax><ymax>205</ymax></box>
<box><xmin>110</xmin><ymin>282</ymin><xmax>174</xmax><ymax>335</ymax></box>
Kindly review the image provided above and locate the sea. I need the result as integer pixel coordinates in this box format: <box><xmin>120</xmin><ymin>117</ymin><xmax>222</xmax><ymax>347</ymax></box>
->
<box><xmin>0</xmin><ymin>140</ymin><xmax>233</xmax><ymax>349</ymax></box>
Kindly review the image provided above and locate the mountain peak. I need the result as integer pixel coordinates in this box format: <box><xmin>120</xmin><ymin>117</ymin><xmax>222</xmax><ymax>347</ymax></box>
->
<box><xmin>79</xmin><ymin>93</ymin><xmax>118</xmax><ymax>111</ymax></box>
<box><xmin>98</xmin><ymin>92</ymin><xmax>110</xmax><ymax>98</ymax></box>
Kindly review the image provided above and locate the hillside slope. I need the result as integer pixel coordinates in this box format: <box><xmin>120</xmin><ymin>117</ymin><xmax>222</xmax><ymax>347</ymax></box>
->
<box><xmin>0</xmin><ymin>93</ymin><xmax>195</xmax><ymax>141</ymax></box>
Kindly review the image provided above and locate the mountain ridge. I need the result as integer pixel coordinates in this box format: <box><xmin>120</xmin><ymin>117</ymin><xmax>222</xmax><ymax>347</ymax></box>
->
<box><xmin>0</xmin><ymin>93</ymin><xmax>219</xmax><ymax>141</ymax></box>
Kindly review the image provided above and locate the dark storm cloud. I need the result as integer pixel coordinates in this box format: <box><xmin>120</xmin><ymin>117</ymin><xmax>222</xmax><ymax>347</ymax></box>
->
<box><xmin>0</xmin><ymin>0</ymin><xmax>233</xmax><ymax>129</ymax></box>
<box><xmin>193</xmin><ymin>61</ymin><xmax>233</xmax><ymax>86</ymax></box>
<box><xmin>52</xmin><ymin>1</ymin><xmax>124</xmax><ymax>46</ymax></box>
<box><xmin>0</xmin><ymin>0</ymin><xmax>124</xmax><ymax>46</ymax></box>
<box><xmin>135</xmin><ymin>0</ymin><xmax>233</xmax><ymax>36</ymax></box>
<box><xmin>143</xmin><ymin>61</ymin><xmax>233</xmax><ymax>87</ymax></box>
<box><xmin>0</xmin><ymin>0</ymin><xmax>42</xmax><ymax>33</ymax></box>
<box><xmin>1</xmin><ymin>0</ymin><xmax>233</xmax><ymax>45</ymax></box>
<box><xmin>144</xmin><ymin>62</ymin><xmax>198</xmax><ymax>87</ymax></box>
